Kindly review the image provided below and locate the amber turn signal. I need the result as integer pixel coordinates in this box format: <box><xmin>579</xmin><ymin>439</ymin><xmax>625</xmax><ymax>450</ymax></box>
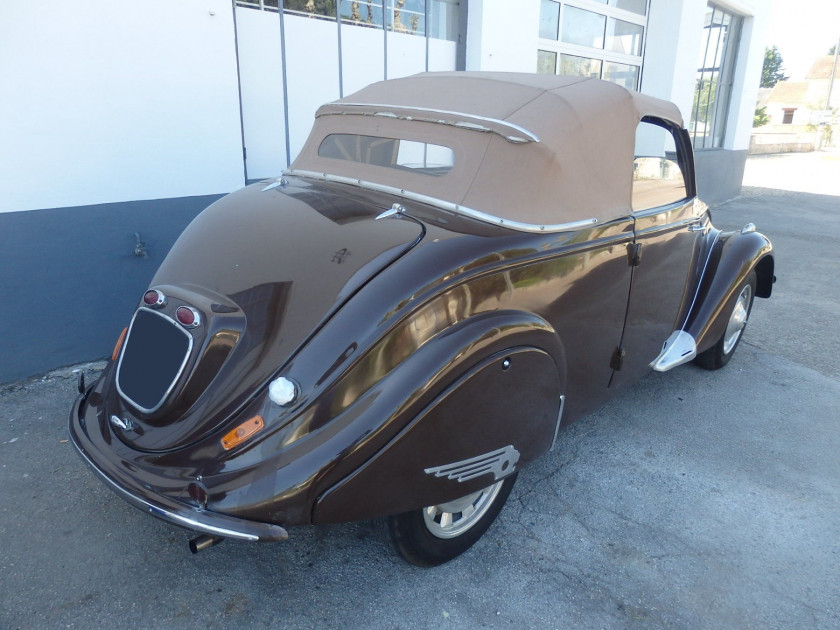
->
<box><xmin>112</xmin><ymin>327</ymin><xmax>128</xmax><ymax>361</ymax></box>
<box><xmin>221</xmin><ymin>415</ymin><xmax>265</xmax><ymax>451</ymax></box>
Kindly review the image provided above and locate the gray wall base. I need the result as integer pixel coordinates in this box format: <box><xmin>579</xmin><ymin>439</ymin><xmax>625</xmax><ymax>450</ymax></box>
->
<box><xmin>694</xmin><ymin>149</ymin><xmax>747</xmax><ymax>206</ymax></box>
<box><xmin>0</xmin><ymin>195</ymin><xmax>222</xmax><ymax>384</ymax></box>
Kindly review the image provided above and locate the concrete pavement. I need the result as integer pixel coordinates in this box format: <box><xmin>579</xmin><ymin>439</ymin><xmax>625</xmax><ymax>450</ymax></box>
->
<box><xmin>1</xmin><ymin>154</ymin><xmax>839</xmax><ymax>629</ymax></box>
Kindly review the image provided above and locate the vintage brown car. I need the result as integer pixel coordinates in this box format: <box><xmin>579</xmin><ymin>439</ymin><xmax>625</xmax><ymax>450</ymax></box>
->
<box><xmin>70</xmin><ymin>72</ymin><xmax>774</xmax><ymax>566</ymax></box>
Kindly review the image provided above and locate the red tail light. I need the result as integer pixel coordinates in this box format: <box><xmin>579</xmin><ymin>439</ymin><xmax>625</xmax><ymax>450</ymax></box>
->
<box><xmin>143</xmin><ymin>290</ymin><xmax>166</xmax><ymax>308</ymax></box>
<box><xmin>176</xmin><ymin>306</ymin><xmax>200</xmax><ymax>328</ymax></box>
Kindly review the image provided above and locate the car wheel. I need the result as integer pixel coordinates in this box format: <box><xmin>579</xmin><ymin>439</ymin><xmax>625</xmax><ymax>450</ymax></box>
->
<box><xmin>388</xmin><ymin>473</ymin><xmax>518</xmax><ymax>567</ymax></box>
<box><xmin>694</xmin><ymin>270</ymin><xmax>756</xmax><ymax>370</ymax></box>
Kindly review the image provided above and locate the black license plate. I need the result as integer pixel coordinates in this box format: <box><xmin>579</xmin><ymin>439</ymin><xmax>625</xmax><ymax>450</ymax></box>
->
<box><xmin>116</xmin><ymin>308</ymin><xmax>192</xmax><ymax>413</ymax></box>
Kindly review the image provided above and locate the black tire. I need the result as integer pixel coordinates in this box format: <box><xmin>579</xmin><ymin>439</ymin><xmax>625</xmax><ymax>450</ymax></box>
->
<box><xmin>388</xmin><ymin>473</ymin><xmax>518</xmax><ymax>567</ymax></box>
<box><xmin>694</xmin><ymin>270</ymin><xmax>756</xmax><ymax>370</ymax></box>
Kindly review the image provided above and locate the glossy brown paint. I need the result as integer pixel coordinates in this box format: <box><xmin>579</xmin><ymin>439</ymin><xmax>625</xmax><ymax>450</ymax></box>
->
<box><xmin>69</xmin><ymin>76</ymin><xmax>774</xmax><ymax>546</ymax></box>
<box><xmin>111</xmin><ymin>181</ymin><xmax>424</xmax><ymax>452</ymax></box>
<box><xmin>70</xmin><ymin>173</ymin><xmax>773</xmax><ymax>540</ymax></box>
<box><xmin>687</xmin><ymin>229</ymin><xmax>773</xmax><ymax>354</ymax></box>
<box><xmin>313</xmin><ymin>348</ymin><xmax>562</xmax><ymax>523</ymax></box>
<box><xmin>610</xmin><ymin>199</ymin><xmax>706</xmax><ymax>387</ymax></box>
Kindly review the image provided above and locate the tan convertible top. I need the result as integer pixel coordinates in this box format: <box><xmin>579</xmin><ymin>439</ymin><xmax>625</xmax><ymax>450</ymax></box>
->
<box><xmin>290</xmin><ymin>72</ymin><xmax>684</xmax><ymax>231</ymax></box>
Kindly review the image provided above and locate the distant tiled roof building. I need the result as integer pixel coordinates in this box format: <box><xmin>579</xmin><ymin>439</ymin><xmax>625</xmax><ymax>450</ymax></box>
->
<box><xmin>806</xmin><ymin>55</ymin><xmax>840</xmax><ymax>81</ymax></box>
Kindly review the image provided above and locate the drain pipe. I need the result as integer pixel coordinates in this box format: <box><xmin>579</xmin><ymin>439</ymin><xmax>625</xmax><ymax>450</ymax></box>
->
<box><xmin>189</xmin><ymin>535</ymin><xmax>225</xmax><ymax>554</ymax></box>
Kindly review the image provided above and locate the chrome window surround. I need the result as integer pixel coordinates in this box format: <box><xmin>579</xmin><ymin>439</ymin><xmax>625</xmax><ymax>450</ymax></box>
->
<box><xmin>115</xmin><ymin>307</ymin><xmax>194</xmax><ymax>415</ymax></box>
<box><xmin>284</xmin><ymin>169</ymin><xmax>598</xmax><ymax>234</ymax></box>
<box><xmin>318</xmin><ymin>103</ymin><xmax>541</xmax><ymax>144</ymax></box>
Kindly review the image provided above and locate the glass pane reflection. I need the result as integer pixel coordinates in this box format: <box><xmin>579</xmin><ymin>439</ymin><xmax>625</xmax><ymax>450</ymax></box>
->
<box><xmin>603</xmin><ymin>61</ymin><xmax>639</xmax><ymax>90</ymax></box>
<box><xmin>562</xmin><ymin>6</ymin><xmax>605</xmax><ymax>49</ymax></box>
<box><xmin>606</xmin><ymin>18</ymin><xmax>643</xmax><ymax>56</ymax></box>
<box><xmin>539</xmin><ymin>0</ymin><xmax>560</xmax><ymax>40</ymax></box>
<box><xmin>559</xmin><ymin>54</ymin><xmax>602</xmax><ymax>79</ymax></box>
<box><xmin>538</xmin><ymin>50</ymin><xmax>558</xmax><ymax>74</ymax></box>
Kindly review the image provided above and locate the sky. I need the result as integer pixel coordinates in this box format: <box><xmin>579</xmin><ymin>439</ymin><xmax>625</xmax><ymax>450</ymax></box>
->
<box><xmin>764</xmin><ymin>0</ymin><xmax>840</xmax><ymax>80</ymax></box>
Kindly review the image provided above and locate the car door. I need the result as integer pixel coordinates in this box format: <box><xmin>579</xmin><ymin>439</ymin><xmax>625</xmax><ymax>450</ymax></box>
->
<box><xmin>610</xmin><ymin>117</ymin><xmax>706</xmax><ymax>388</ymax></box>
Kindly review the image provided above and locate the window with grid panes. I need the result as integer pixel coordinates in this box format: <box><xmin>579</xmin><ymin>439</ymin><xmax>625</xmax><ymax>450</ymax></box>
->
<box><xmin>537</xmin><ymin>0</ymin><xmax>647</xmax><ymax>91</ymax></box>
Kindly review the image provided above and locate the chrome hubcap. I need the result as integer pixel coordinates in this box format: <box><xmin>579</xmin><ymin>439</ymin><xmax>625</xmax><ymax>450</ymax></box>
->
<box><xmin>423</xmin><ymin>480</ymin><xmax>504</xmax><ymax>539</ymax></box>
<box><xmin>723</xmin><ymin>283</ymin><xmax>752</xmax><ymax>355</ymax></box>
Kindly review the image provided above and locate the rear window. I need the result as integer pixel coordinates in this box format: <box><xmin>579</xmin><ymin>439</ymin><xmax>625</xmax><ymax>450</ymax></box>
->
<box><xmin>318</xmin><ymin>134</ymin><xmax>454</xmax><ymax>176</ymax></box>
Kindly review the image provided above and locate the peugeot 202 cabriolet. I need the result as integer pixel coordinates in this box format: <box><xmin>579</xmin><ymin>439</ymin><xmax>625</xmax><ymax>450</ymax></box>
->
<box><xmin>70</xmin><ymin>72</ymin><xmax>773</xmax><ymax>566</ymax></box>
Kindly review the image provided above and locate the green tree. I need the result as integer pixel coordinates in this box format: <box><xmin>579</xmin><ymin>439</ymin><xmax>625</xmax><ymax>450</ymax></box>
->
<box><xmin>753</xmin><ymin>106</ymin><xmax>769</xmax><ymax>128</ymax></box>
<box><xmin>285</xmin><ymin>0</ymin><xmax>336</xmax><ymax>17</ymax></box>
<box><xmin>761</xmin><ymin>46</ymin><xmax>788</xmax><ymax>88</ymax></box>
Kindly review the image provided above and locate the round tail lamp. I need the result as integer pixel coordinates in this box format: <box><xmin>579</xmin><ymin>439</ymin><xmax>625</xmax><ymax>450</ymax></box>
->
<box><xmin>143</xmin><ymin>289</ymin><xmax>166</xmax><ymax>308</ymax></box>
<box><xmin>176</xmin><ymin>306</ymin><xmax>201</xmax><ymax>328</ymax></box>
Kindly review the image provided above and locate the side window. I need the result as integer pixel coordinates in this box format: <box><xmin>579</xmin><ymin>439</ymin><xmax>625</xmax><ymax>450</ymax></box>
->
<box><xmin>632</xmin><ymin>120</ymin><xmax>688</xmax><ymax>211</ymax></box>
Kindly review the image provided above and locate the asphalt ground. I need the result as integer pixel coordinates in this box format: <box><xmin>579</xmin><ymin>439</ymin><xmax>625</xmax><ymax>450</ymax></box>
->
<box><xmin>2</xmin><ymin>154</ymin><xmax>839</xmax><ymax>629</ymax></box>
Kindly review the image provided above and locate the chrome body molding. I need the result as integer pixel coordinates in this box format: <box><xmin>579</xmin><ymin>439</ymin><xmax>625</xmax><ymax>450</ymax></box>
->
<box><xmin>550</xmin><ymin>395</ymin><xmax>566</xmax><ymax>451</ymax></box>
<box><xmin>261</xmin><ymin>177</ymin><xmax>288</xmax><ymax>192</ymax></box>
<box><xmin>319</xmin><ymin>102</ymin><xmax>541</xmax><ymax>143</ymax></box>
<box><xmin>679</xmin><ymin>230</ymin><xmax>720</xmax><ymax>330</ymax></box>
<box><xmin>651</xmin><ymin>330</ymin><xmax>697</xmax><ymax>372</ymax></box>
<box><xmin>424</xmin><ymin>445</ymin><xmax>520</xmax><ymax>483</ymax></box>
<box><xmin>109</xmin><ymin>415</ymin><xmax>134</xmax><ymax>431</ymax></box>
<box><xmin>284</xmin><ymin>170</ymin><xmax>598</xmax><ymax>234</ymax></box>
<box><xmin>375</xmin><ymin>203</ymin><xmax>406</xmax><ymax>221</ymax></box>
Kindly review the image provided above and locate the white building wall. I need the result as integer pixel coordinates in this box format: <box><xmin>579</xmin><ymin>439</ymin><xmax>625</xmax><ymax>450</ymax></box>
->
<box><xmin>428</xmin><ymin>39</ymin><xmax>459</xmax><ymax>72</ymax></box>
<box><xmin>236</xmin><ymin>11</ymin><xmax>457</xmax><ymax>179</ymax></box>
<box><xmin>0</xmin><ymin>0</ymin><xmax>246</xmax><ymax>213</ymax></box>
<box><xmin>341</xmin><ymin>24</ymin><xmax>386</xmax><ymax>97</ymax></box>
<box><xmin>722</xmin><ymin>1</ymin><xmax>771</xmax><ymax>151</ymax></box>
<box><xmin>235</xmin><ymin>8</ymin><xmax>288</xmax><ymax>180</ymax></box>
<box><xmin>284</xmin><ymin>16</ymin><xmax>342</xmax><ymax>163</ymax></box>
<box><xmin>643</xmin><ymin>0</ymin><xmax>770</xmax><ymax>152</ymax></box>
<box><xmin>388</xmin><ymin>31</ymin><xmax>429</xmax><ymax>79</ymax></box>
<box><xmin>642</xmin><ymin>0</ymin><xmax>708</xmax><ymax>125</ymax></box>
<box><xmin>465</xmin><ymin>0</ymin><xmax>540</xmax><ymax>72</ymax></box>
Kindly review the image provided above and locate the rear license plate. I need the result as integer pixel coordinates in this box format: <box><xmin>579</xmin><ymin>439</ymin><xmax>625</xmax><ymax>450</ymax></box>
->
<box><xmin>116</xmin><ymin>308</ymin><xmax>193</xmax><ymax>413</ymax></box>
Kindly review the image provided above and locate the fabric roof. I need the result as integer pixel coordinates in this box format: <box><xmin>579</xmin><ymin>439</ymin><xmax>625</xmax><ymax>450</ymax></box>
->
<box><xmin>291</xmin><ymin>72</ymin><xmax>685</xmax><ymax>228</ymax></box>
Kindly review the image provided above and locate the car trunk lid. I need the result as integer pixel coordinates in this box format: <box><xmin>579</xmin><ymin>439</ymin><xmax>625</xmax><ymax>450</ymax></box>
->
<box><xmin>113</xmin><ymin>179</ymin><xmax>423</xmax><ymax>452</ymax></box>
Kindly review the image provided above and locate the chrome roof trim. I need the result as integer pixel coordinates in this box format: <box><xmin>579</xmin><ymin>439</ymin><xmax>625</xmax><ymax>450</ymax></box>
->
<box><xmin>285</xmin><ymin>169</ymin><xmax>598</xmax><ymax>234</ymax></box>
<box><xmin>318</xmin><ymin>102</ymin><xmax>541</xmax><ymax>144</ymax></box>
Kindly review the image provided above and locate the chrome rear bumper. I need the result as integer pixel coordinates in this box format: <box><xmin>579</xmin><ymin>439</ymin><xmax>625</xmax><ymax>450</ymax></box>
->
<box><xmin>69</xmin><ymin>393</ymin><xmax>288</xmax><ymax>543</ymax></box>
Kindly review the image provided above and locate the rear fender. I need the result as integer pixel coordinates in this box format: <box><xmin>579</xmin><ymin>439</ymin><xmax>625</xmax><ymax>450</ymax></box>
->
<box><xmin>686</xmin><ymin>229</ymin><xmax>773</xmax><ymax>354</ymax></box>
<box><xmin>310</xmin><ymin>311</ymin><xmax>566</xmax><ymax>524</ymax></box>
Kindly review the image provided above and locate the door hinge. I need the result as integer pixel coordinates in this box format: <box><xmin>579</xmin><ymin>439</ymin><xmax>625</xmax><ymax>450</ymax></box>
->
<box><xmin>243</xmin><ymin>146</ymin><xmax>247</xmax><ymax>161</ymax></box>
<box><xmin>610</xmin><ymin>346</ymin><xmax>626</xmax><ymax>371</ymax></box>
<box><xmin>627</xmin><ymin>242</ymin><xmax>642</xmax><ymax>267</ymax></box>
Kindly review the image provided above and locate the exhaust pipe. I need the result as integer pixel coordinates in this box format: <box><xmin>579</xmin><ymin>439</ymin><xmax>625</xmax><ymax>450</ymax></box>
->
<box><xmin>189</xmin><ymin>534</ymin><xmax>225</xmax><ymax>554</ymax></box>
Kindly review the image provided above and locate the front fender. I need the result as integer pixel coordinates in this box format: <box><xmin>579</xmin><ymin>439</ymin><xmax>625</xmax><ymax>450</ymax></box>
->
<box><xmin>686</xmin><ymin>229</ymin><xmax>773</xmax><ymax>354</ymax></box>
